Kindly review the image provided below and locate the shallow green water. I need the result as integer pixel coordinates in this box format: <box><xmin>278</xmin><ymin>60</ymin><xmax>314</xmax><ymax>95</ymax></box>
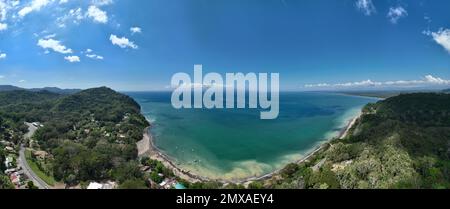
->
<box><xmin>127</xmin><ymin>92</ymin><xmax>378</xmax><ymax>180</ymax></box>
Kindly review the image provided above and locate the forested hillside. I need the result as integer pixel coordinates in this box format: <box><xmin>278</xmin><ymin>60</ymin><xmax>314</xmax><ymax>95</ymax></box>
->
<box><xmin>0</xmin><ymin>87</ymin><xmax>149</xmax><ymax>187</ymax></box>
<box><xmin>3</xmin><ymin>90</ymin><xmax>450</xmax><ymax>189</ymax></box>
<box><xmin>265</xmin><ymin>93</ymin><xmax>450</xmax><ymax>189</ymax></box>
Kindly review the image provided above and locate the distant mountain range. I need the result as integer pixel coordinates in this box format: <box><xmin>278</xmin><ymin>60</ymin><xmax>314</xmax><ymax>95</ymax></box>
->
<box><xmin>333</xmin><ymin>88</ymin><xmax>450</xmax><ymax>99</ymax></box>
<box><xmin>0</xmin><ymin>85</ymin><xmax>81</xmax><ymax>94</ymax></box>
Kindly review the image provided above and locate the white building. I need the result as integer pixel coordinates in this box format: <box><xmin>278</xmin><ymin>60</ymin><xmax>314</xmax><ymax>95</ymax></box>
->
<box><xmin>87</xmin><ymin>181</ymin><xmax>116</xmax><ymax>189</ymax></box>
<box><xmin>4</xmin><ymin>156</ymin><xmax>13</xmax><ymax>168</ymax></box>
<box><xmin>87</xmin><ymin>182</ymin><xmax>103</xmax><ymax>189</ymax></box>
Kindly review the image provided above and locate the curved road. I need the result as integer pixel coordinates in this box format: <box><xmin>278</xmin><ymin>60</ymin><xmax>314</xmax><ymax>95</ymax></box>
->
<box><xmin>18</xmin><ymin>146</ymin><xmax>51</xmax><ymax>189</ymax></box>
<box><xmin>18</xmin><ymin>122</ymin><xmax>51</xmax><ymax>189</ymax></box>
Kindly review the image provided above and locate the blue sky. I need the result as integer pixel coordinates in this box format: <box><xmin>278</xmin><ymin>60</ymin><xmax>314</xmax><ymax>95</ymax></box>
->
<box><xmin>0</xmin><ymin>0</ymin><xmax>449</xmax><ymax>91</ymax></box>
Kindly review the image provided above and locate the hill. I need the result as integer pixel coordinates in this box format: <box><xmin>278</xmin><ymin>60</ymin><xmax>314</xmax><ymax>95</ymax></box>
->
<box><xmin>29</xmin><ymin>87</ymin><xmax>81</xmax><ymax>94</ymax></box>
<box><xmin>263</xmin><ymin>93</ymin><xmax>450</xmax><ymax>189</ymax></box>
<box><xmin>0</xmin><ymin>87</ymin><xmax>150</xmax><ymax>186</ymax></box>
<box><xmin>0</xmin><ymin>85</ymin><xmax>81</xmax><ymax>94</ymax></box>
<box><xmin>340</xmin><ymin>89</ymin><xmax>441</xmax><ymax>99</ymax></box>
<box><xmin>0</xmin><ymin>85</ymin><xmax>24</xmax><ymax>92</ymax></box>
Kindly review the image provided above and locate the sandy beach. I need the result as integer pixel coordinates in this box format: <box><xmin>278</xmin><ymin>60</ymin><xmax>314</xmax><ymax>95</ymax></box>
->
<box><xmin>137</xmin><ymin>127</ymin><xmax>208</xmax><ymax>183</ymax></box>
<box><xmin>241</xmin><ymin>110</ymin><xmax>363</xmax><ymax>184</ymax></box>
<box><xmin>137</xmin><ymin>110</ymin><xmax>364</xmax><ymax>184</ymax></box>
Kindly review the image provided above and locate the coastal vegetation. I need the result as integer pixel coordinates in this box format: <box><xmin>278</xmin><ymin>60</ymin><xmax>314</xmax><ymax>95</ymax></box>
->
<box><xmin>263</xmin><ymin>93</ymin><xmax>450</xmax><ymax>189</ymax></box>
<box><xmin>2</xmin><ymin>88</ymin><xmax>450</xmax><ymax>189</ymax></box>
<box><xmin>340</xmin><ymin>90</ymin><xmax>436</xmax><ymax>99</ymax></box>
<box><xmin>140</xmin><ymin>157</ymin><xmax>176</xmax><ymax>186</ymax></box>
<box><xmin>0</xmin><ymin>87</ymin><xmax>151</xmax><ymax>187</ymax></box>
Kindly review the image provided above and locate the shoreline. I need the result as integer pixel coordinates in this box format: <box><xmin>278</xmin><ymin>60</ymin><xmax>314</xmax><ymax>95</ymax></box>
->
<box><xmin>239</xmin><ymin>110</ymin><xmax>362</xmax><ymax>184</ymax></box>
<box><xmin>139</xmin><ymin>127</ymin><xmax>210</xmax><ymax>183</ymax></box>
<box><xmin>138</xmin><ymin>110</ymin><xmax>363</xmax><ymax>184</ymax></box>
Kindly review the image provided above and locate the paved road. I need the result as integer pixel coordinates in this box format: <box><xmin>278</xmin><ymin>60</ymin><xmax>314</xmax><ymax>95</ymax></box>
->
<box><xmin>18</xmin><ymin>123</ymin><xmax>51</xmax><ymax>189</ymax></box>
<box><xmin>24</xmin><ymin>122</ymin><xmax>38</xmax><ymax>139</ymax></box>
<box><xmin>18</xmin><ymin>146</ymin><xmax>51</xmax><ymax>189</ymax></box>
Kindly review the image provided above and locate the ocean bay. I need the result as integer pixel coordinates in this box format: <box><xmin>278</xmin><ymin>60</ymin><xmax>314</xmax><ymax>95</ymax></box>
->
<box><xmin>127</xmin><ymin>92</ymin><xmax>378</xmax><ymax>180</ymax></box>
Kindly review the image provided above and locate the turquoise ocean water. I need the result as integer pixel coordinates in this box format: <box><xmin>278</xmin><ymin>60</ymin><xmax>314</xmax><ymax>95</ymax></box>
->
<box><xmin>127</xmin><ymin>92</ymin><xmax>378</xmax><ymax>180</ymax></box>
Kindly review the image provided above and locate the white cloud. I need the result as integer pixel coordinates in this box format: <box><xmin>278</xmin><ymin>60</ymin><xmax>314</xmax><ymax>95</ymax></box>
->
<box><xmin>59</xmin><ymin>0</ymin><xmax>68</xmax><ymax>4</ymax></box>
<box><xmin>86</xmin><ymin>5</ymin><xmax>108</xmax><ymax>24</ymax></box>
<box><xmin>0</xmin><ymin>75</ymin><xmax>4</xmax><ymax>79</ymax></box>
<box><xmin>424</xmin><ymin>16</ymin><xmax>432</xmax><ymax>23</ymax></box>
<box><xmin>130</xmin><ymin>27</ymin><xmax>142</xmax><ymax>34</ymax></box>
<box><xmin>19</xmin><ymin>79</ymin><xmax>26</xmax><ymax>83</ymax></box>
<box><xmin>169</xmin><ymin>82</ymin><xmax>233</xmax><ymax>90</ymax></box>
<box><xmin>387</xmin><ymin>6</ymin><xmax>408</xmax><ymax>24</ymax></box>
<box><xmin>83</xmin><ymin>48</ymin><xmax>103</xmax><ymax>60</ymax></box>
<box><xmin>18</xmin><ymin>0</ymin><xmax>52</xmax><ymax>18</ymax></box>
<box><xmin>305</xmin><ymin>75</ymin><xmax>450</xmax><ymax>89</ymax></box>
<box><xmin>1</xmin><ymin>0</ymin><xmax>20</xmax><ymax>21</ymax></box>
<box><xmin>86</xmin><ymin>54</ymin><xmax>103</xmax><ymax>60</ymax></box>
<box><xmin>0</xmin><ymin>52</ymin><xmax>6</xmax><ymax>59</ymax></box>
<box><xmin>355</xmin><ymin>0</ymin><xmax>376</xmax><ymax>16</ymax></box>
<box><xmin>44</xmin><ymin>33</ymin><xmax>56</xmax><ymax>39</ymax></box>
<box><xmin>424</xmin><ymin>75</ymin><xmax>450</xmax><ymax>85</ymax></box>
<box><xmin>109</xmin><ymin>34</ymin><xmax>138</xmax><ymax>49</ymax></box>
<box><xmin>56</xmin><ymin>7</ymin><xmax>84</xmax><ymax>28</ymax></box>
<box><xmin>64</xmin><ymin>55</ymin><xmax>80</xmax><ymax>62</ymax></box>
<box><xmin>425</xmin><ymin>28</ymin><xmax>450</xmax><ymax>54</ymax></box>
<box><xmin>70</xmin><ymin>7</ymin><xmax>84</xmax><ymax>21</ymax></box>
<box><xmin>37</xmin><ymin>38</ymin><xmax>73</xmax><ymax>54</ymax></box>
<box><xmin>0</xmin><ymin>22</ymin><xmax>7</xmax><ymax>31</ymax></box>
<box><xmin>91</xmin><ymin>0</ymin><xmax>113</xmax><ymax>6</ymax></box>
<box><xmin>0</xmin><ymin>1</ymin><xmax>8</xmax><ymax>21</ymax></box>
